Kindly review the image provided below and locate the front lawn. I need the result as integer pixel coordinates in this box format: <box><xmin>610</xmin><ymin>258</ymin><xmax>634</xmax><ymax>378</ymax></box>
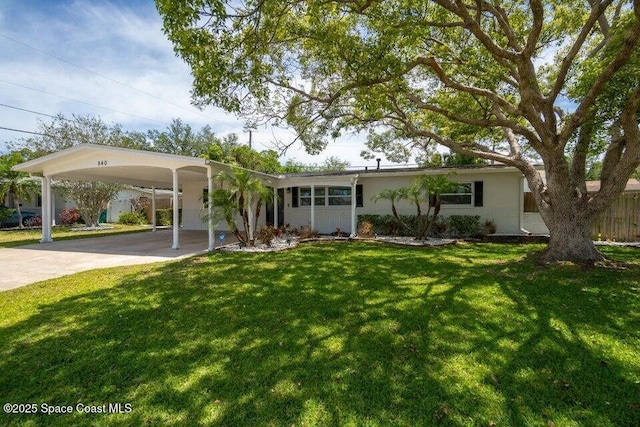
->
<box><xmin>0</xmin><ymin>242</ymin><xmax>638</xmax><ymax>426</ymax></box>
<box><xmin>0</xmin><ymin>224</ymin><xmax>151</xmax><ymax>248</ymax></box>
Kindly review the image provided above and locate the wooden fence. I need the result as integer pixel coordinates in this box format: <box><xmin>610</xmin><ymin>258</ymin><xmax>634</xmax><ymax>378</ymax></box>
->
<box><xmin>592</xmin><ymin>192</ymin><xmax>640</xmax><ymax>242</ymax></box>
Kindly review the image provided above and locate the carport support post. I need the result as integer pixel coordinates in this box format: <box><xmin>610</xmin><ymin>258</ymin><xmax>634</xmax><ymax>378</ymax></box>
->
<box><xmin>273</xmin><ymin>187</ymin><xmax>278</xmax><ymax>229</ymax></box>
<box><xmin>151</xmin><ymin>186</ymin><xmax>156</xmax><ymax>232</ymax></box>
<box><xmin>207</xmin><ymin>167</ymin><xmax>214</xmax><ymax>251</ymax></box>
<box><xmin>40</xmin><ymin>176</ymin><xmax>53</xmax><ymax>243</ymax></box>
<box><xmin>172</xmin><ymin>169</ymin><xmax>180</xmax><ymax>250</ymax></box>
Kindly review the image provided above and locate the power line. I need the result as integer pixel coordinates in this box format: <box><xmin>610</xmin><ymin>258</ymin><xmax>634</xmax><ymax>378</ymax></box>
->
<box><xmin>0</xmin><ymin>33</ymin><xmax>217</xmax><ymax>121</ymax></box>
<box><xmin>0</xmin><ymin>126</ymin><xmax>45</xmax><ymax>136</ymax></box>
<box><xmin>0</xmin><ymin>102</ymin><xmax>59</xmax><ymax>119</ymax></box>
<box><xmin>0</xmin><ymin>79</ymin><xmax>169</xmax><ymax>126</ymax></box>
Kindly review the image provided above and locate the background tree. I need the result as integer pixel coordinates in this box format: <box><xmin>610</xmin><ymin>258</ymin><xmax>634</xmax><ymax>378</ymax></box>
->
<box><xmin>146</xmin><ymin>118</ymin><xmax>211</xmax><ymax>157</ymax></box>
<box><xmin>0</xmin><ymin>151</ymin><xmax>40</xmax><ymax>228</ymax></box>
<box><xmin>157</xmin><ymin>0</ymin><xmax>640</xmax><ymax>264</ymax></box>
<box><xmin>9</xmin><ymin>115</ymin><xmax>130</xmax><ymax>227</ymax></box>
<box><xmin>8</xmin><ymin>114</ymin><xmax>148</xmax><ymax>156</ymax></box>
<box><xmin>207</xmin><ymin>133</ymin><xmax>284</xmax><ymax>173</ymax></box>
<box><xmin>59</xmin><ymin>180</ymin><xmax>122</xmax><ymax>228</ymax></box>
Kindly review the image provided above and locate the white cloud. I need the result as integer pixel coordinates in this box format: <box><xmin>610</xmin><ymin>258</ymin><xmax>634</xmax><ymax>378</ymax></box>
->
<box><xmin>0</xmin><ymin>0</ymin><xmax>376</xmax><ymax>167</ymax></box>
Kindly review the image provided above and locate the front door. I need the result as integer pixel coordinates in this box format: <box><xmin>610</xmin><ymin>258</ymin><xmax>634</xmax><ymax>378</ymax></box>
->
<box><xmin>266</xmin><ymin>188</ymin><xmax>285</xmax><ymax>227</ymax></box>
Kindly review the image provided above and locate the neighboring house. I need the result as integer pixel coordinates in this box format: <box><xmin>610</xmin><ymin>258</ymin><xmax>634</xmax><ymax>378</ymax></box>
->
<box><xmin>105</xmin><ymin>186</ymin><xmax>178</xmax><ymax>223</ymax></box>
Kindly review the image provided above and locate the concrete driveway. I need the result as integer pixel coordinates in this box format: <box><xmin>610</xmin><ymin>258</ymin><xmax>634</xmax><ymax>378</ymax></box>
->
<box><xmin>0</xmin><ymin>230</ymin><xmax>216</xmax><ymax>291</ymax></box>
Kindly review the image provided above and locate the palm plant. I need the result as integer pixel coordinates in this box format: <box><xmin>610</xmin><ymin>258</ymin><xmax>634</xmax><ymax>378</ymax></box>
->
<box><xmin>0</xmin><ymin>152</ymin><xmax>40</xmax><ymax>228</ymax></box>
<box><xmin>372</xmin><ymin>188</ymin><xmax>412</xmax><ymax>234</ymax></box>
<box><xmin>210</xmin><ymin>167</ymin><xmax>272</xmax><ymax>246</ymax></box>
<box><xmin>374</xmin><ymin>174</ymin><xmax>457</xmax><ymax>239</ymax></box>
<box><xmin>415</xmin><ymin>174</ymin><xmax>458</xmax><ymax>239</ymax></box>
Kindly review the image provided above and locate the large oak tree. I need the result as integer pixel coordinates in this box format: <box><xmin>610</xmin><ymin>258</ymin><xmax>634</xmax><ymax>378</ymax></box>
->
<box><xmin>157</xmin><ymin>0</ymin><xmax>640</xmax><ymax>263</ymax></box>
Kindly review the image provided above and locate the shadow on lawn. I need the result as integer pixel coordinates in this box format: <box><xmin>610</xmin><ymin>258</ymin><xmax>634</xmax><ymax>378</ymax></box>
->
<box><xmin>0</xmin><ymin>242</ymin><xmax>638</xmax><ymax>426</ymax></box>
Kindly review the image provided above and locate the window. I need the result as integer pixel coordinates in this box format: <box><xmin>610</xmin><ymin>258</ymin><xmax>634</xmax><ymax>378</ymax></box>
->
<box><xmin>299</xmin><ymin>187</ymin><xmax>326</xmax><ymax>206</ymax></box>
<box><xmin>293</xmin><ymin>185</ymin><xmax>361</xmax><ymax>207</ymax></box>
<box><xmin>440</xmin><ymin>183</ymin><xmax>472</xmax><ymax>205</ymax></box>
<box><xmin>328</xmin><ymin>186</ymin><xmax>351</xmax><ymax>205</ymax></box>
<box><xmin>523</xmin><ymin>192</ymin><xmax>539</xmax><ymax>212</ymax></box>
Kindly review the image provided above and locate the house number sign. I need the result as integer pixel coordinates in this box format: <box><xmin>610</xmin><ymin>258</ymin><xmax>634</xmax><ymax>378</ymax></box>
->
<box><xmin>97</xmin><ymin>160</ymin><xmax>108</xmax><ymax>166</ymax></box>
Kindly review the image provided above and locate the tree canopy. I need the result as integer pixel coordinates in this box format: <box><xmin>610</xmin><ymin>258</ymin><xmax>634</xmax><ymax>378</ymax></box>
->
<box><xmin>157</xmin><ymin>0</ymin><xmax>640</xmax><ymax>263</ymax></box>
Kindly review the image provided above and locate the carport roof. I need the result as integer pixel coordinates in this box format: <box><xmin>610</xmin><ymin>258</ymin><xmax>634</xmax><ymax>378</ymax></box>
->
<box><xmin>13</xmin><ymin>144</ymin><xmax>216</xmax><ymax>188</ymax></box>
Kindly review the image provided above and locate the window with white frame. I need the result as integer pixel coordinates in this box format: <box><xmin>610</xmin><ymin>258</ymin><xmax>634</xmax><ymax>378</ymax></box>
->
<box><xmin>292</xmin><ymin>185</ymin><xmax>363</xmax><ymax>208</ymax></box>
<box><xmin>298</xmin><ymin>186</ymin><xmax>353</xmax><ymax>206</ymax></box>
<box><xmin>440</xmin><ymin>183</ymin><xmax>473</xmax><ymax>205</ymax></box>
<box><xmin>299</xmin><ymin>187</ymin><xmax>326</xmax><ymax>206</ymax></box>
<box><xmin>328</xmin><ymin>186</ymin><xmax>351</xmax><ymax>205</ymax></box>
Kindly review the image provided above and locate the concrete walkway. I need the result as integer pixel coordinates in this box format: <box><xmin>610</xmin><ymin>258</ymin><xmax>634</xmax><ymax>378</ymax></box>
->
<box><xmin>0</xmin><ymin>230</ymin><xmax>215</xmax><ymax>291</ymax></box>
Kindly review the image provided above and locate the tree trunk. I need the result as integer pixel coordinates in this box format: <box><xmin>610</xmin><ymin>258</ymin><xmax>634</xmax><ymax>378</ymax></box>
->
<box><xmin>15</xmin><ymin>198</ymin><xmax>24</xmax><ymax>229</ymax></box>
<box><xmin>539</xmin><ymin>215</ymin><xmax>604</xmax><ymax>264</ymax></box>
<box><xmin>527</xmin><ymin>153</ymin><xmax>610</xmax><ymax>265</ymax></box>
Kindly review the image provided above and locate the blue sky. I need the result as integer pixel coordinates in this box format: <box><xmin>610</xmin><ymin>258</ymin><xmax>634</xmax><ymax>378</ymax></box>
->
<box><xmin>0</xmin><ymin>0</ymin><xmax>370</xmax><ymax>165</ymax></box>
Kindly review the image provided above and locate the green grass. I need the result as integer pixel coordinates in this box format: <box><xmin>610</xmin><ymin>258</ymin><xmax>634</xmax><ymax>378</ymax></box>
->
<box><xmin>0</xmin><ymin>242</ymin><xmax>639</xmax><ymax>426</ymax></box>
<box><xmin>0</xmin><ymin>224</ymin><xmax>151</xmax><ymax>248</ymax></box>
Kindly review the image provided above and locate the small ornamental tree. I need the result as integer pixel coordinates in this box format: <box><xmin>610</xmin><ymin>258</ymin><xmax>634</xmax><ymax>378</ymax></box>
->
<box><xmin>157</xmin><ymin>1</ymin><xmax>640</xmax><ymax>264</ymax></box>
<box><xmin>60</xmin><ymin>180</ymin><xmax>122</xmax><ymax>228</ymax></box>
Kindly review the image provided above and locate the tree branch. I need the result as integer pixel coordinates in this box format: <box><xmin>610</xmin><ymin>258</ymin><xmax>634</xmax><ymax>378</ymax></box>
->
<box><xmin>589</xmin><ymin>83</ymin><xmax>640</xmax><ymax>214</ymax></box>
<box><xmin>549</xmin><ymin>0</ymin><xmax>614</xmax><ymax>104</ymax></box>
<box><xmin>560</xmin><ymin>5</ymin><xmax>640</xmax><ymax>143</ymax></box>
<box><xmin>410</xmin><ymin>56</ymin><xmax>520</xmax><ymax>116</ymax></box>
<box><xmin>405</xmin><ymin>92</ymin><xmax>540</xmax><ymax>146</ymax></box>
<box><xmin>523</xmin><ymin>0</ymin><xmax>544</xmax><ymax>57</ymax></box>
<box><xmin>432</xmin><ymin>0</ymin><xmax>520</xmax><ymax>62</ymax></box>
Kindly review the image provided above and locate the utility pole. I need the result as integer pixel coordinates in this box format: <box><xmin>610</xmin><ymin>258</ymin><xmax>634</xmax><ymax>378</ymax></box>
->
<box><xmin>248</xmin><ymin>130</ymin><xmax>252</xmax><ymax>149</ymax></box>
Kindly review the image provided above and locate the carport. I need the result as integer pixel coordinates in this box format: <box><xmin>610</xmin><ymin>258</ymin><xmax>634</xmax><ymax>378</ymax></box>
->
<box><xmin>12</xmin><ymin>144</ymin><xmax>220</xmax><ymax>251</ymax></box>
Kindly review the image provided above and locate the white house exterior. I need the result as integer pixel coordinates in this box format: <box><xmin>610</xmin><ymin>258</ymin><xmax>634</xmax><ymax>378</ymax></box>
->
<box><xmin>13</xmin><ymin>144</ymin><xmax>550</xmax><ymax>250</ymax></box>
<box><xmin>273</xmin><ymin>166</ymin><xmax>548</xmax><ymax>235</ymax></box>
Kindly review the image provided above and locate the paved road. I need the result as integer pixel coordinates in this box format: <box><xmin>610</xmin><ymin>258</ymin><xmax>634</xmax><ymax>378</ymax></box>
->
<box><xmin>0</xmin><ymin>230</ymin><xmax>216</xmax><ymax>291</ymax></box>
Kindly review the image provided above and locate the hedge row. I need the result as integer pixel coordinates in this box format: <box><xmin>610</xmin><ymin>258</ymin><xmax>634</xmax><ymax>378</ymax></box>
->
<box><xmin>357</xmin><ymin>214</ymin><xmax>491</xmax><ymax>238</ymax></box>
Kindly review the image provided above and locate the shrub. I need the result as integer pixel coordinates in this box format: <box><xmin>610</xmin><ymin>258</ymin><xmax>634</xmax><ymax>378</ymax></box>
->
<box><xmin>25</xmin><ymin>215</ymin><xmax>42</xmax><ymax>227</ymax></box>
<box><xmin>257</xmin><ymin>224</ymin><xmax>276</xmax><ymax>247</ymax></box>
<box><xmin>484</xmin><ymin>219</ymin><xmax>497</xmax><ymax>235</ymax></box>
<box><xmin>357</xmin><ymin>214</ymin><xmax>445</xmax><ymax>238</ymax></box>
<box><xmin>358</xmin><ymin>220</ymin><xmax>375</xmax><ymax>237</ymax></box>
<box><xmin>156</xmin><ymin>209</ymin><xmax>173</xmax><ymax>226</ymax></box>
<box><xmin>431</xmin><ymin>216</ymin><xmax>448</xmax><ymax>237</ymax></box>
<box><xmin>59</xmin><ymin>207</ymin><xmax>81</xmax><ymax>225</ymax></box>
<box><xmin>299</xmin><ymin>225</ymin><xmax>320</xmax><ymax>239</ymax></box>
<box><xmin>118</xmin><ymin>211</ymin><xmax>147</xmax><ymax>225</ymax></box>
<box><xmin>447</xmin><ymin>215</ymin><xmax>482</xmax><ymax>238</ymax></box>
<box><xmin>0</xmin><ymin>207</ymin><xmax>14</xmax><ymax>224</ymax></box>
